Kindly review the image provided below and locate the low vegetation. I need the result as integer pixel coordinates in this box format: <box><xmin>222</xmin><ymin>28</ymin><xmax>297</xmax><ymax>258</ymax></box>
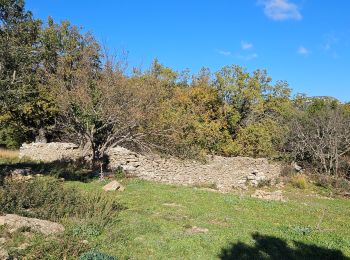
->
<box><xmin>1</xmin><ymin>176</ymin><xmax>349</xmax><ymax>259</ymax></box>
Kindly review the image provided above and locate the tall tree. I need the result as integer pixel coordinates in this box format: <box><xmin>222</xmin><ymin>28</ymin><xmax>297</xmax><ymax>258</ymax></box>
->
<box><xmin>0</xmin><ymin>0</ymin><xmax>56</xmax><ymax>146</ymax></box>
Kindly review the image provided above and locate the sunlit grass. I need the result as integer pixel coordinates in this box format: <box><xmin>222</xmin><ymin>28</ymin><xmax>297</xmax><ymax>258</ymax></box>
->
<box><xmin>0</xmin><ymin>148</ymin><xmax>19</xmax><ymax>159</ymax></box>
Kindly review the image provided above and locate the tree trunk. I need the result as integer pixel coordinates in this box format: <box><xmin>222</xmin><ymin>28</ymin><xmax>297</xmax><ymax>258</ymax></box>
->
<box><xmin>35</xmin><ymin>128</ymin><xmax>47</xmax><ymax>143</ymax></box>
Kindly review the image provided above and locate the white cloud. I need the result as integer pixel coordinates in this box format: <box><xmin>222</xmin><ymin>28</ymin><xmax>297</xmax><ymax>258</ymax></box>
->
<box><xmin>297</xmin><ymin>46</ymin><xmax>310</xmax><ymax>56</ymax></box>
<box><xmin>217</xmin><ymin>50</ymin><xmax>232</xmax><ymax>56</ymax></box>
<box><xmin>258</xmin><ymin>0</ymin><xmax>302</xmax><ymax>21</ymax></box>
<box><xmin>241</xmin><ymin>41</ymin><xmax>253</xmax><ymax>50</ymax></box>
<box><xmin>216</xmin><ymin>48</ymin><xmax>258</xmax><ymax>61</ymax></box>
<box><xmin>236</xmin><ymin>53</ymin><xmax>258</xmax><ymax>60</ymax></box>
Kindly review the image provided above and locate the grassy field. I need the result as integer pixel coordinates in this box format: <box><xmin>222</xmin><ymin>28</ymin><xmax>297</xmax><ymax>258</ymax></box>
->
<box><xmin>0</xmin><ymin>152</ymin><xmax>349</xmax><ymax>259</ymax></box>
<box><xmin>65</xmin><ymin>179</ymin><xmax>350</xmax><ymax>259</ymax></box>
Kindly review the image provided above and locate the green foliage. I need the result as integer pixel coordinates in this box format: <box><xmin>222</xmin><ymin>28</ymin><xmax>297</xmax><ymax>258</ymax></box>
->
<box><xmin>115</xmin><ymin>166</ymin><xmax>126</xmax><ymax>179</ymax></box>
<box><xmin>0</xmin><ymin>177</ymin><xmax>122</xmax><ymax>225</ymax></box>
<box><xmin>5</xmin><ymin>232</ymin><xmax>90</xmax><ymax>260</ymax></box>
<box><xmin>0</xmin><ymin>0</ymin><xmax>57</xmax><ymax>144</ymax></box>
<box><xmin>227</xmin><ymin>118</ymin><xmax>286</xmax><ymax>157</ymax></box>
<box><xmin>79</xmin><ymin>250</ymin><xmax>117</xmax><ymax>260</ymax></box>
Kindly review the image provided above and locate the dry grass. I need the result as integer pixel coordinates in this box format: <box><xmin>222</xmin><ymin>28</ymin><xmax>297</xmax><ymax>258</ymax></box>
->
<box><xmin>290</xmin><ymin>173</ymin><xmax>308</xmax><ymax>189</ymax></box>
<box><xmin>0</xmin><ymin>148</ymin><xmax>19</xmax><ymax>159</ymax></box>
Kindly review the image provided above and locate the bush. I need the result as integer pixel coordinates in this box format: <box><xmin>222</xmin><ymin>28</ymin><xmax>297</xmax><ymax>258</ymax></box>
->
<box><xmin>290</xmin><ymin>174</ymin><xmax>308</xmax><ymax>189</ymax></box>
<box><xmin>115</xmin><ymin>166</ymin><xmax>126</xmax><ymax>179</ymax></box>
<box><xmin>8</xmin><ymin>233</ymin><xmax>90</xmax><ymax>259</ymax></box>
<box><xmin>0</xmin><ymin>177</ymin><xmax>123</xmax><ymax>226</ymax></box>
<box><xmin>79</xmin><ymin>250</ymin><xmax>116</xmax><ymax>260</ymax></box>
<box><xmin>313</xmin><ymin>174</ymin><xmax>350</xmax><ymax>194</ymax></box>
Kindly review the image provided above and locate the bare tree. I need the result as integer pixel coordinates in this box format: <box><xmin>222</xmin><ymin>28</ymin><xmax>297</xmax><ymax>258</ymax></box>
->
<box><xmin>288</xmin><ymin>106</ymin><xmax>350</xmax><ymax>176</ymax></box>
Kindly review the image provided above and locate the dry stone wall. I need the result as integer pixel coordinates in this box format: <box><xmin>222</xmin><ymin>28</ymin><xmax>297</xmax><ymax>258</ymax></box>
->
<box><xmin>19</xmin><ymin>142</ymin><xmax>281</xmax><ymax>192</ymax></box>
<box><xmin>108</xmin><ymin>147</ymin><xmax>281</xmax><ymax>192</ymax></box>
<box><xmin>19</xmin><ymin>142</ymin><xmax>81</xmax><ymax>162</ymax></box>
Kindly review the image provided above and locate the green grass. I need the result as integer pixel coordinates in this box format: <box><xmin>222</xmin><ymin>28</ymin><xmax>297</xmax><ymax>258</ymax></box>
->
<box><xmin>1</xmin><ymin>156</ymin><xmax>349</xmax><ymax>259</ymax></box>
<box><xmin>66</xmin><ymin>179</ymin><xmax>350</xmax><ymax>259</ymax></box>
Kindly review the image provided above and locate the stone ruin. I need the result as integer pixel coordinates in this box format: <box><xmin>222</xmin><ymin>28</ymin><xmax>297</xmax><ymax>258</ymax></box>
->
<box><xmin>19</xmin><ymin>142</ymin><xmax>81</xmax><ymax>162</ymax></box>
<box><xmin>19</xmin><ymin>142</ymin><xmax>282</xmax><ymax>192</ymax></box>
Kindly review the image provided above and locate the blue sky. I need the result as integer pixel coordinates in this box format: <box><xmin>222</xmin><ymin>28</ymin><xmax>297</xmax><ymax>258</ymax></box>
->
<box><xmin>27</xmin><ymin>0</ymin><xmax>350</xmax><ymax>101</ymax></box>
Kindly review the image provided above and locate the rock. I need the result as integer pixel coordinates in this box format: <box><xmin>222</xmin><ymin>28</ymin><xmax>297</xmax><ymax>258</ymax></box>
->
<box><xmin>8</xmin><ymin>168</ymin><xmax>33</xmax><ymax>182</ymax></box>
<box><xmin>0</xmin><ymin>214</ymin><xmax>64</xmax><ymax>235</ymax></box>
<box><xmin>102</xmin><ymin>180</ymin><xmax>125</xmax><ymax>192</ymax></box>
<box><xmin>121</xmin><ymin>165</ymin><xmax>137</xmax><ymax>172</ymax></box>
<box><xmin>18</xmin><ymin>142</ymin><xmax>282</xmax><ymax>193</ymax></box>
<box><xmin>17</xmin><ymin>243</ymin><xmax>30</xmax><ymax>250</ymax></box>
<box><xmin>251</xmin><ymin>190</ymin><xmax>285</xmax><ymax>202</ymax></box>
<box><xmin>19</xmin><ymin>142</ymin><xmax>81</xmax><ymax>162</ymax></box>
<box><xmin>0</xmin><ymin>249</ymin><xmax>9</xmax><ymax>260</ymax></box>
<box><xmin>293</xmin><ymin>162</ymin><xmax>303</xmax><ymax>172</ymax></box>
<box><xmin>186</xmin><ymin>226</ymin><xmax>209</xmax><ymax>234</ymax></box>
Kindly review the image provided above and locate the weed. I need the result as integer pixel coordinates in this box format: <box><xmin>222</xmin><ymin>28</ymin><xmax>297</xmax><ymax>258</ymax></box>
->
<box><xmin>291</xmin><ymin>174</ymin><xmax>308</xmax><ymax>189</ymax></box>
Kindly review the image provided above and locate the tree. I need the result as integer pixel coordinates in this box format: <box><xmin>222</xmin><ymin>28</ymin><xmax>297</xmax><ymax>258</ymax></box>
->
<box><xmin>214</xmin><ymin>65</ymin><xmax>292</xmax><ymax>157</ymax></box>
<box><xmin>288</xmin><ymin>100</ymin><xmax>350</xmax><ymax>175</ymax></box>
<box><xmin>0</xmin><ymin>0</ymin><xmax>56</xmax><ymax>146</ymax></box>
<box><xmin>51</xmin><ymin>51</ymin><xmax>170</xmax><ymax>166</ymax></box>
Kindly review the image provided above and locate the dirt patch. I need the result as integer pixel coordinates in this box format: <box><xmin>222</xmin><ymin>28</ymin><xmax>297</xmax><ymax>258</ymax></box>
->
<box><xmin>251</xmin><ymin>190</ymin><xmax>286</xmax><ymax>202</ymax></box>
<box><xmin>185</xmin><ymin>226</ymin><xmax>209</xmax><ymax>235</ymax></box>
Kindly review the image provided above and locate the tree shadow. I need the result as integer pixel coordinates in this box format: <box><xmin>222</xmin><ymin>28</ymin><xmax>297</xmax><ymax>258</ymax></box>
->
<box><xmin>219</xmin><ymin>233</ymin><xmax>349</xmax><ymax>260</ymax></box>
<box><xmin>0</xmin><ymin>157</ymin><xmax>97</xmax><ymax>183</ymax></box>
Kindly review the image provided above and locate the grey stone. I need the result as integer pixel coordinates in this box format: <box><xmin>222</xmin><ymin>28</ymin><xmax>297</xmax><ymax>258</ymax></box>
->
<box><xmin>102</xmin><ymin>180</ymin><xmax>125</xmax><ymax>192</ymax></box>
<box><xmin>0</xmin><ymin>214</ymin><xmax>64</xmax><ymax>235</ymax></box>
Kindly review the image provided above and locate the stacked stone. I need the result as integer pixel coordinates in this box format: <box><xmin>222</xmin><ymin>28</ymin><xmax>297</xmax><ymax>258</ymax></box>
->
<box><xmin>107</xmin><ymin>146</ymin><xmax>142</xmax><ymax>172</ymax></box>
<box><xmin>19</xmin><ymin>142</ymin><xmax>282</xmax><ymax>192</ymax></box>
<box><xmin>19</xmin><ymin>142</ymin><xmax>81</xmax><ymax>162</ymax></box>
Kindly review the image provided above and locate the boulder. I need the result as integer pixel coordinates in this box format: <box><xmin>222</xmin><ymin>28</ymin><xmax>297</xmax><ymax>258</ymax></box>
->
<box><xmin>0</xmin><ymin>214</ymin><xmax>64</xmax><ymax>235</ymax></box>
<box><xmin>8</xmin><ymin>168</ymin><xmax>33</xmax><ymax>181</ymax></box>
<box><xmin>102</xmin><ymin>180</ymin><xmax>125</xmax><ymax>192</ymax></box>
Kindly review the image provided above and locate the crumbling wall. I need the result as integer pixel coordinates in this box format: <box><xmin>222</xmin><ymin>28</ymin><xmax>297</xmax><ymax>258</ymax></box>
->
<box><xmin>108</xmin><ymin>147</ymin><xmax>281</xmax><ymax>192</ymax></box>
<box><xmin>20</xmin><ymin>142</ymin><xmax>281</xmax><ymax>192</ymax></box>
<box><xmin>19</xmin><ymin>142</ymin><xmax>82</xmax><ymax>162</ymax></box>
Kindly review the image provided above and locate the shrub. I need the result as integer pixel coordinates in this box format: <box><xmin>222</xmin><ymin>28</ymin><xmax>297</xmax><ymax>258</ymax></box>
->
<box><xmin>313</xmin><ymin>174</ymin><xmax>350</xmax><ymax>194</ymax></box>
<box><xmin>79</xmin><ymin>250</ymin><xmax>116</xmax><ymax>260</ymax></box>
<box><xmin>8</xmin><ymin>233</ymin><xmax>90</xmax><ymax>260</ymax></box>
<box><xmin>290</xmin><ymin>174</ymin><xmax>308</xmax><ymax>189</ymax></box>
<box><xmin>280</xmin><ymin>165</ymin><xmax>295</xmax><ymax>177</ymax></box>
<box><xmin>0</xmin><ymin>177</ymin><xmax>123</xmax><ymax>226</ymax></box>
<box><xmin>115</xmin><ymin>166</ymin><xmax>126</xmax><ymax>179</ymax></box>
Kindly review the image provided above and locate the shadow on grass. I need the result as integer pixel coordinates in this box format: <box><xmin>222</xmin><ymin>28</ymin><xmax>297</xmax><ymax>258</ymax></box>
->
<box><xmin>0</xmin><ymin>157</ymin><xmax>97</xmax><ymax>183</ymax></box>
<box><xmin>219</xmin><ymin>233</ymin><xmax>349</xmax><ymax>260</ymax></box>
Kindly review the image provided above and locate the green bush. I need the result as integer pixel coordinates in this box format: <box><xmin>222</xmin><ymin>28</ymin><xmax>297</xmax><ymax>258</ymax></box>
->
<box><xmin>79</xmin><ymin>250</ymin><xmax>116</xmax><ymax>260</ymax></box>
<box><xmin>115</xmin><ymin>166</ymin><xmax>126</xmax><ymax>179</ymax></box>
<box><xmin>7</xmin><ymin>233</ymin><xmax>90</xmax><ymax>260</ymax></box>
<box><xmin>0</xmin><ymin>177</ymin><xmax>123</xmax><ymax>225</ymax></box>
